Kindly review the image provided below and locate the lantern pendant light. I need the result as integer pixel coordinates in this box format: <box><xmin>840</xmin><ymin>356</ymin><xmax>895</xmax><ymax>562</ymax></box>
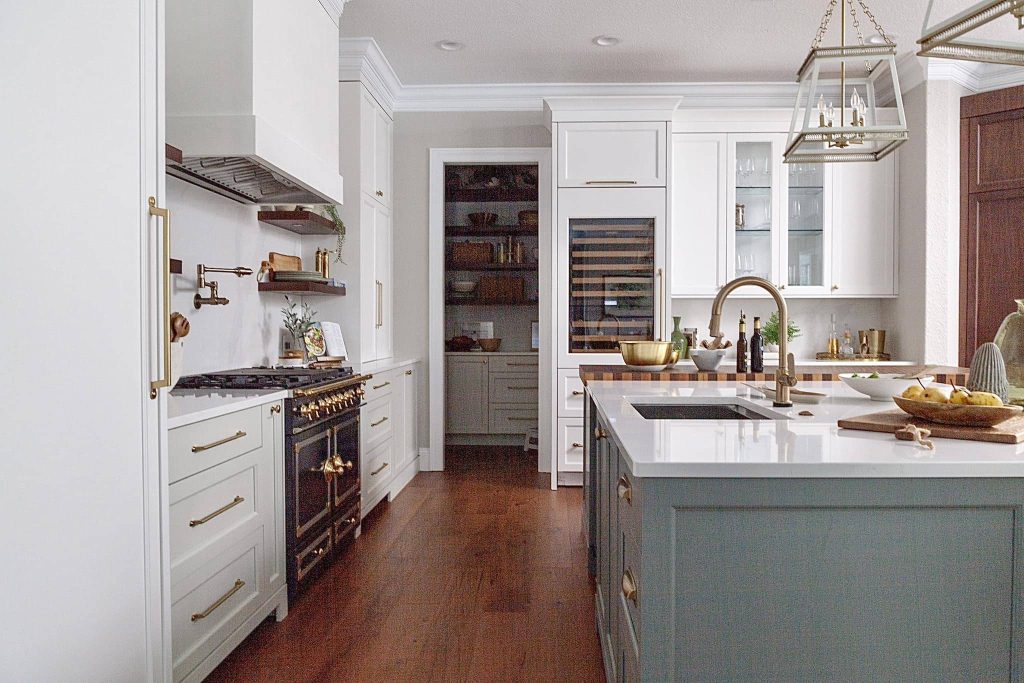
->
<box><xmin>784</xmin><ymin>0</ymin><xmax>908</xmax><ymax>164</ymax></box>
<box><xmin>918</xmin><ymin>0</ymin><xmax>1024</xmax><ymax>67</ymax></box>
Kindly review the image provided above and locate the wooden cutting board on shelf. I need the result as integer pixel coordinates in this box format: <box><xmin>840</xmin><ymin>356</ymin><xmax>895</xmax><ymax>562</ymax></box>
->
<box><xmin>269</xmin><ymin>252</ymin><xmax>301</xmax><ymax>273</ymax></box>
<box><xmin>839</xmin><ymin>410</ymin><xmax>1024</xmax><ymax>444</ymax></box>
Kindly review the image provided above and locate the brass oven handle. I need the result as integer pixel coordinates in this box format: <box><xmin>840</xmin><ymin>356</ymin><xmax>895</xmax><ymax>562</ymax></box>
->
<box><xmin>373</xmin><ymin>381</ymin><xmax>391</xmax><ymax>390</ymax></box>
<box><xmin>621</xmin><ymin>569</ymin><xmax>638</xmax><ymax>606</ymax></box>
<box><xmin>191</xmin><ymin>579</ymin><xmax>245</xmax><ymax>622</ymax></box>
<box><xmin>332</xmin><ymin>455</ymin><xmax>354</xmax><ymax>471</ymax></box>
<box><xmin>191</xmin><ymin>430</ymin><xmax>246</xmax><ymax>453</ymax></box>
<box><xmin>585</xmin><ymin>180</ymin><xmax>638</xmax><ymax>185</ymax></box>
<box><xmin>617</xmin><ymin>475</ymin><xmax>632</xmax><ymax>504</ymax></box>
<box><xmin>371</xmin><ymin>416</ymin><xmax>389</xmax><ymax>427</ymax></box>
<box><xmin>149</xmin><ymin>197</ymin><xmax>171</xmax><ymax>399</ymax></box>
<box><xmin>571</xmin><ymin>442</ymin><xmax>584</xmax><ymax>449</ymax></box>
<box><xmin>189</xmin><ymin>496</ymin><xmax>245</xmax><ymax>527</ymax></box>
<box><xmin>571</xmin><ymin>390</ymin><xmax>585</xmax><ymax>396</ymax></box>
<box><xmin>371</xmin><ymin>462</ymin><xmax>390</xmax><ymax>476</ymax></box>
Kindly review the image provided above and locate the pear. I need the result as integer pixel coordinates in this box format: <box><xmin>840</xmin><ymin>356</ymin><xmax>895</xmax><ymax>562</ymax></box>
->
<box><xmin>967</xmin><ymin>391</ymin><xmax>1003</xmax><ymax>407</ymax></box>
<box><xmin>902</xmin><ymin>385</ymin><xmax>925</xmax><ymax>400</ymax></box>
<box><xmin>950</xmin><ymin>389</ymin><xmax>971</xmax><ymax>405</ymax></box>
<box><xmin>921</xmin><ymin>387</ymin><xmax>950</xmax><ymax>404</ymax></box>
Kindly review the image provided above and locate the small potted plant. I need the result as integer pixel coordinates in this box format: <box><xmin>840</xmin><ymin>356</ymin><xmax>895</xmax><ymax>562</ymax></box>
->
<box><xmin>761</xmin><ymin>311</ymin><xmax>800</xmax><ymax>359</ymax></box>
<box><xmin>281</xmin><ymin>296</ymin><xmax>318</xmax><ymax>365</ymax></box>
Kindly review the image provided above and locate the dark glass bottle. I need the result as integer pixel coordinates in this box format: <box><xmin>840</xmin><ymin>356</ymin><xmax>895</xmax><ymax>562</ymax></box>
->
<box><xmin>736</xmin><ymin>312</ymin><xmax>748</xmax><ymax>373</ymax></box>
<box><xmin>750</xmin><ymin>316</ymin><xmax>764</xmax><ymax>373</ymax></box>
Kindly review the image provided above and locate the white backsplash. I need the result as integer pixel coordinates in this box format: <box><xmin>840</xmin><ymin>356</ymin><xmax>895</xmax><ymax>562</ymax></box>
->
<box><xmin>670</xmin><ymin>298</ymin><xmax>894</xmax><ymax>360</ymax></box>
<box><xmin>168</xmin><ymin>178</ymin><xmax>303</xmax><ymax>375</ymax></box>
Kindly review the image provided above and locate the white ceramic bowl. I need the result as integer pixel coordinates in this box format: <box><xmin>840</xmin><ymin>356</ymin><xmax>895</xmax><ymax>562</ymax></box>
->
<box><xmin>690</xmin><ymin>348</ymin><xmax>727</xmax><ymax>372</ymax></box>
<box><xmin>838</xmin><ymin>373</ymin><xmax>936</xmax><ymax>402</ymax></box>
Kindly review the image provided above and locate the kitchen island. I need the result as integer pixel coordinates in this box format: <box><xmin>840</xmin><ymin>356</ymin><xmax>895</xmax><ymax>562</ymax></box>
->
<box><xmin>585</xmin><ymin>380</ymin><xmax>1024</xmax><ymax>682</ymax></box>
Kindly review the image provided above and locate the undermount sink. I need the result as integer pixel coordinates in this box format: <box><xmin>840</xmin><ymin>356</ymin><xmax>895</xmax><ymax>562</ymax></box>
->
<box><xmin>630</xmin><ymin>400</ymin><xmax>790</xmax><ymax>421</ymax></box>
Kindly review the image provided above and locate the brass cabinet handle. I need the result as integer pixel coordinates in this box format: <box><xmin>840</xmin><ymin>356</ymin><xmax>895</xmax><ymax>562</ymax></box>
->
<box><xmin>189</xmin><ymin>495</ymin><xmax>245</xmax><ymax>527</ymax></box>
<box><xmin>506</xmin><ymin>385</ymin><xmax>538</xmax><ymax>390</ymax></box>
<box><xmin>149</xmin><ymin>197</ymin><xmax>171</xmax><ymax>399</ymax></box>
<box><xmin>621</xmin><ymin>569</ymin><xmax>638</xmax><ymax>606</ymax></box>
<box><xmin>507</xmin><ymin>362</ymin><xmax>538</xmax><ymax>367</ymax></box>
<box><xmin>571</xmin><ymin>442</ymin><xmax>583</xmax><ymax>449</ymax></box>
<box><xmin>571</xmin><ymin>390</ymin><xmax>585</xmax><ymax>396</ymax></box>
<box><xmin>191</xmin><ymin>430</ymin><xmax>246</xmax><ymax>453</ymax></box>
<box><xmin>376</xmin><ymin>190</ymin><xmax>384</xmax><ymax>197</ymax></box>
<box><xmin>594</xmin><ymin>427</ymin><xmax>608</xmax><ymax>439</ymax></box>
<box><xmin>371</xmin><ymin>462</ymin><xmax>390</xmax><ymax>476</ymax></box>
<box><xmin>373</xmin><ymin>381</ymin><xmax>391</xmax><ymax>390</ymax></box>
<box><xmin>831</xmin><ymin>284</ymin><xmax>839</xmax><ymax>291</ymax></box>
<box><xmin>191</xmin><ymin>579</ymin><xmax>245</xmax><ymax>622</ymax></box>
<box><xmin>371</xmin><ymin>416</ymin><xmax>389</xmax><ymax>427</ymax></box>
<box><xmin>405</xmin><ymin>369</ymin><xmax>413</xmax><ymax>375</ymax></box>
<box><xmin>617</xmin><ymin>475</ymin><xmax>632</xmax><ymax>505</ymax></box>
<box><xmin>270</xmin><ymin>404</ymin><xmax>281</xmax><ymax>414</ymax></box>
<box><xmin>585</xmin><ymin>180</ymin><xmax>638</xmax><ymax>185</ymax></box>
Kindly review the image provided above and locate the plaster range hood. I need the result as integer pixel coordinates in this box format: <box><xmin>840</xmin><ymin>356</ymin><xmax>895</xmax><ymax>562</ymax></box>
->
<box><xmin>166</xmin><ymin>0</ymin><xmax>343</xmax><ymax>206</ymax></box>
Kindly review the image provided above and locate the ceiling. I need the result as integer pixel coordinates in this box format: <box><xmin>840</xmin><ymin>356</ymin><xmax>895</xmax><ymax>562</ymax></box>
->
<box><xmin>337</xmin><ymin>0</ymin><xmax>1024</xmax><ymax>85</ymax></box>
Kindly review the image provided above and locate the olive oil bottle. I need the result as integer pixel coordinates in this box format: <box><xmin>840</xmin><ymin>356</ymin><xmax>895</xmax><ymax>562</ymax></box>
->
<box><xmin>736</xmin><ymin>311</ymin><xmax>748</xmax><ymax>373</ymax></box>
<box><xmin>750</xmin><ymin>316</ymin><xmax>764</xmax><ymax>373</ymax></box>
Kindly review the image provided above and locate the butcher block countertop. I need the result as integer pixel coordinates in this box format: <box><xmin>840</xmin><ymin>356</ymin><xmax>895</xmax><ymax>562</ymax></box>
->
<box><xmin>579</xmin><ymin>363</ymin><xmax>969</xmax><ymax>385</ymax></box>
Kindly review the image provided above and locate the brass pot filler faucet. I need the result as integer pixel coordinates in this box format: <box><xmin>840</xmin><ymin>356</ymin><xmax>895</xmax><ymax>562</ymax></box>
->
<box><xmin>195</xmin><ymin>264</ymin><xmax>253</xmax><ymax>309</ymax></box>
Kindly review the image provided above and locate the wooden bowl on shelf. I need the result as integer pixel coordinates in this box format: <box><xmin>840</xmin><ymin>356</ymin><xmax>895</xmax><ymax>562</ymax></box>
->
<box><xmin>468</xmin><ymin>212</ymin><xmax>498</xmax><ymax>227</ymax></box>
<box><xmin>478</xmin><ymin>338</ymin><xmax>502</xmax><ymax>352</ymax></box>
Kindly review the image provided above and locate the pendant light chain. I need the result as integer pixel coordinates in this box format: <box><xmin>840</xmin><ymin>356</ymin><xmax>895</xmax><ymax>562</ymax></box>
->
<box><xmin>857</xmin><ymin>0</ymin><xmax>891</xmax><ymax>44</ymax></box>
<box><xmin>811</xmin><ymin>0</ymin><xmax>839</xmax><ymax>51</ymax></box>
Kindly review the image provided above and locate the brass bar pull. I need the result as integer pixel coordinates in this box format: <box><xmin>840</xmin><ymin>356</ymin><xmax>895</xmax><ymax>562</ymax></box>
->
<box><xmin>191</xmin><ymin>430</ymin><xmax>246</xmax><ymax>453</ymax></box>
<box><xmin>189</xmin><ymin>496</ymin><xmax>245</xmax><ymax>527</ymax></box>
<box><xmin>507</xmin><ymin>362</ymin><xmax>538</xmax><ymax>367</ymax></box>
<box><xmin>571</xmin><ymin>390</ymin><xmax>585</xmax><ymax>396</ymax></box>
<box><xmin>506</xmin><ymin>385</ymin><xmax>538</xmax><ymax>390</ymax></box>
<box><xmin>191</xmin><ymin>579</ymin><xmax>245</xmax><ymax>622</ymax></box>
<box><xmin>149</xmin><ymin>197</ymin><xmax>171</xmax><ymax>399</ymax></box>
<box><xmin>371</xmin><ymin>462</ymin><xmax>390</xmax><ymax>476</ymax></box>
<box><xmin>617</xmin><ymin>475</ymin><xmax>632</xmax><ymax>504</ymax></box>
<box><xmin>571</xmin><ymin>442</ymin><xmax>584</xmax><ymax>449</ymax></box>
<box><xmin>370</xmin><ymin>416</ymin><xmax>389</xmax><ymax>427</ymax></box>
<box><xmin>585</xmin><ymin>180</ymin><xmax>638</xmax><ymax>185</ymax></box>
<box><xmin>373</xmin><ymin>381</ymin><xmax>391</xmax><ymax>390</ymax></box>
<box><xmin>621</xmin><ymin>569</ymin><xmax>638</xmax><ymax>606</ymax></box>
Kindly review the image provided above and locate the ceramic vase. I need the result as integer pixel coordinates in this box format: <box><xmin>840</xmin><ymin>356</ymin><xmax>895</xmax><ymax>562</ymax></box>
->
<box><xmin>995</xmin><ymin>300</ymin><xmax>1024</xmax><ymax>405</ymax></box>
<box><xmin>671</xmin><ymin>316</ymin><xmax>689</xmax><ymax>358</ymax></box>
<box><xmin>967</xmin><ymin>342</ymin><xmax>1010</xmax><ymax>403</ymax></box>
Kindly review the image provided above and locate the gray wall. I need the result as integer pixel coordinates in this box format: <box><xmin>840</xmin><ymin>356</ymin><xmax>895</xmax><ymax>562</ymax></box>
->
<box><xmin>392</xmin><ymin>111</ymin><xmax>551</xmax><ymax>449</ymax></box>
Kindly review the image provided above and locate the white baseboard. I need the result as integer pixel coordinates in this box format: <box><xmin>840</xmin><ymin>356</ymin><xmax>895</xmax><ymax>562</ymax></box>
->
<box><xmin>557</xmin><ymin>471</ymin><xmax>583</xmax><ymax>487</ymax></box>
<box><xmin>446</xmin><ymin>434</ymin><xmax>527</xmax><ymax>447</ymax></box>
<box><xmin>390</xmin><ymin>454</ymin><xmax>419</xmax><ymax>498</ymax></box>
<box><xmin>417</xmin><ymin>447</ymin><xmax>435</xmax><ymax>471</ymax></box>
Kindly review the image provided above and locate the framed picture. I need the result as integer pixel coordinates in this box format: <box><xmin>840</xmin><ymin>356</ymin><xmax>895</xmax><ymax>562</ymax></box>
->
<box><xmin>531</xmin><ymin>321</ymin><xmax>539</xmax><ymax>351</ymax></box>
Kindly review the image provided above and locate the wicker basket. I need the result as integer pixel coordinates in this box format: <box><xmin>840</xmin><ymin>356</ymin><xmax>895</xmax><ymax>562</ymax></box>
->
<box><xmin>449</xmin><ymin>241</ymin><xmax>494</xmax><ymax>266</ymax></box>
<box><xmin>479</xmin><ymin>276</ymin><xmax>525</xmax><ymax>303</ymax></box>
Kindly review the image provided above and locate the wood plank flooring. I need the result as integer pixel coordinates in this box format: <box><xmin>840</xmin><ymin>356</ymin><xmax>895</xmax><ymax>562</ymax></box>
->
<box><xmin>207</xmin><ymin>446</ymin><xmax>604</xmax><ymax>683</ymax></box>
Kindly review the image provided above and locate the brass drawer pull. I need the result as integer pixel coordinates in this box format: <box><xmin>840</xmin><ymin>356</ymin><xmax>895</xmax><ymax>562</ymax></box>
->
<box><xmin>506</xmin><ymin>362</ymin><xmax>538</xmax><ymax>367</ymax></box>
<box><xmin>191</xmin><ymin>579</ymin><xmax>245</xmax><ymax>622</ymax></box>
<box><xmin>622</xmin><ymin>569</ymin><xmax>638</xmax><ymax>606</ymax></box>
<box><xmin>371</xmin><ymin>416</ymin><xmax>389</xmax><ymax>427</ymax></box>
<box><xmin>617</xmin><ymin>475</ymin><xmax>632</xmax><ymax>504</ymax></box>
<box><xmin>270</xmin><ymin>404</ymin><xmax>281</xmax><ymax>414</ymax></box>
<box><xmin>571</xmin><ymin>390</ymin><xmax>585</xmax><ymax>396</ymax></box>
<box><xmin>192</xmin><ymin>430</ymin><xmax>246</xmax><ymax>453</ymax></box>
<box><xmin>585</xmin><ymin>180</ymin><xmax>638</xmax><ymax>185</ymax></box>
<box><xmin>571</xmin><ymin>442</ymin><xmax>583</xmax><ymax>449</ymax></box>
<box><xmin>506</xmin><ymin>385</ymin><xmax>538</xmax><ymax>390</ymax></box>
<box><xmin>371</xmin><ymin>462</ymin><xmax>390</xmax><ymax>476</ymax></box>
<box><xmin>372</xmin><ymin>381</ymin><xmax>391</xmax><ymax>390</ymax></box>
<box><xmin>405</xmin><ymin>369</ymin><xmax>413</xmax><ymax>375</ymax></box>
<box><xmin>189</xmin><ymin>495</ymin><xmax>245</xmax><ymax>527</ymax></box>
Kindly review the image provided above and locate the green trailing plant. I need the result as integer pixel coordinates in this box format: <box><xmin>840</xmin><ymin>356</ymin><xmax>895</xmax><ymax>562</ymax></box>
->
<box><xmin>281</xmin><ymin>296</ymin><xmax>317</xmax><ymax>349</ymax></box>
<box><xmin>762</xmin><ymin>311</ymin><xmax>800</xmax><ymax>346</ymax></box>
<box><xmin>320</xmin><ymin>204</ymin><xmax>346</xmax><ymax>263</ymax></box>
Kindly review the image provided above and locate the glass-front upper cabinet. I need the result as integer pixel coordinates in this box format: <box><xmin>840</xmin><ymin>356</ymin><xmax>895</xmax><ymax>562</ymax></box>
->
<box><xmin>783</xmin><ymin>160</ymin><xmax>832</xmax><ymax>295</ymax></box>
<box><xmin>728</xmin><ymin>135</ymin><xmax>783</xmax><ymax>287</ymax></box>
<box><xmin>557</xmin><ymin>187</ymin><xmax>667</xmax><ymax>367</ymax></box>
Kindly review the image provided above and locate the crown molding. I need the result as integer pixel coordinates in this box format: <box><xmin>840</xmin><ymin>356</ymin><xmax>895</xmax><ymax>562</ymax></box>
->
<box><xmin>318</xmin><ymin>0</ymin><xmax>354</xmax><ymax>26</ymax></box>
<box><xmin>338</xmin><ymin>37</ymin><xmax>402</xmax><ymax>114</ymax></box>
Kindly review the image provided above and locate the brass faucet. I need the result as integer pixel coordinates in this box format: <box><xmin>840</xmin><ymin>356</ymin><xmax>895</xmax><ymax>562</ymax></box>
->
<box><xmin>194</xmin><ymin>264</ymin><xmax>253</xmax><ymax>309</ymax></box>
<box><xmin>709</xmin><ymin>276</ymin><xmax>798</xmax><ymax>407</ymax></box>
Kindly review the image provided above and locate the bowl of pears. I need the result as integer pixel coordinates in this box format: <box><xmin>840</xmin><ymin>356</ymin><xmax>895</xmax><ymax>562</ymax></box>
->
<box><xmin>894</xmin><ymin>384</ymin><xmax>1023</xmax><ymax>428</ymax></box>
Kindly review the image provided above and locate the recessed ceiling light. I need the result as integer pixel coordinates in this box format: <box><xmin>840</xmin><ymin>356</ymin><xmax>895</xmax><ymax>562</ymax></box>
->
<box><xmin>867</xmin><ymin>32</ymin><xmax>899</xmax><ymax>45</ymax></box>
<box><xmin>436</xmin><ymin>40</ymin><xmax>464</xmax><ymax>51</ymax></box>
<box><xmin>592</xmin><ymin>35</ymin><xmax>621</xmax><ymax>47</ymax></box>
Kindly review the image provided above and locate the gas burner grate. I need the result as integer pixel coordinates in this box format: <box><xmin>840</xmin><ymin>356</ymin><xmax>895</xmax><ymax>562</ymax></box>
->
<box><xmin>175</xmin><ymin>367</ymin><xmax>354</xmax><ymax>391</ymax></box>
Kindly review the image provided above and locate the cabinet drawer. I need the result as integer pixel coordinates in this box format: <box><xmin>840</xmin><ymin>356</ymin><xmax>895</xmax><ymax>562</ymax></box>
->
<box><xmin>169</xmin><ymin>455</ymin><xmax>262</xmax><ymax>572</ymax></box>
<box><xmin>361</xmin><ymin>396</ymin><xmax>393</xmax><ymax>451</ymax></box>
<box><xmin>558</xmin><ymin>122</ymin><xmax>667</xmax><ymax>188</ymax></box>
<box><xmin>171</xmin><ymin>530</ymin><xmax>263</xmax><ymax>682</ymax></box>
<box><xmin>620</xmin><ymin>530</ymin><xmax>641</xmax><ymax>644</ymax></box>
<box><xmin>363</xmin><ymin>439</ymin><xmax>394</xmax><ymax>501</ymax></box>
<box><xmin>558</xmin><ymin>369</ymin><xmax>586</xmax><ymax>417</ymax></box>
<box><xmin>169</xmin><ymin>406</ymin><xmax>264</xmax><ymax>484</ymax></box>
<box><xmin>487</xmin><ymin>355</ymin><xmax>538</xmax><ymax>373</ymax></box>
<box><xmin>618</xmin><ymin>593</ymin><xmax>641</xmax><ymax>683</ymax></box>
<box><xmin>333</xmin><ymin>501</ymin><xmax>361</xmax><ymax>548</ymax></box>
<box><xmin>557</xmin><ymin>419</ymin><xmax>585</xmax><ymax>473</ymax></box>
<box><xmin>616</xmin><ymin>455</ymin><xmax>642</xmax><ymax>540</ymax></box>
<box><xmin>489</xmin><ymin>373</ymin><xmax>539</xmax><ymax>405</ymax></box>
<box><xmin>489</xmin><ymin>406</ymin><xmax>538</xmax><ymax>434</ymax></box>
<box><xmin>295</xmin><ymin>527</ymin><xmax>332</xmax><ymax>585</ymax></box>
<box><xmin>364</xmin><ymin>373</ymin><xmax>395</xmax><ymax>403</ymax></box>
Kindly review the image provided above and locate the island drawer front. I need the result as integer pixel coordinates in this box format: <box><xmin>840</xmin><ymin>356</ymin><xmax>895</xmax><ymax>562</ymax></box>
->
<box><xmin>361</xmin><ymin>395</ymin><xmax>393</xmax><ymax>452</ymax></box>
<box><xmin>559</xmin><ymin>369</ymin><xmax>586</xmax><ymax>417</ymax></box>
<box><xmin>618</xmin><ymin>592</ymin><xmax>641</xmax><ymax>683</ymax></box>
<box><xmin>620</xmin><ymin>531</ymin><xmax>642</xmax><ymax>643</ymax></box>
<box><xmin>617</xmin><ymin>455</ymin><xmax>642</xmax><ymax>540</ymax></box>
<box><xmin>489</xmin><ymin>373</ymin><xmax>539</xmax><ymax>405</ymax></box>
<box><xmin>489</xmin><ymin>406</ymin><xmax>539</xmax><ymax>434</ymax></box>
<box><xmin>365</xmin><ymin>373</ymin><xmax>395</xmax><ymax>404</ymax></box>
<box><xmin>169</xmin><ymin>406</ymin><xmax>264</xmax><ymax>484</ymax></box>
<box><xmin>488</xmin><ymin>356</ymin><xmax>539</xmax><ymax>373</ymax></box>
<box><xmin>171</xmin><ymin>529</ymin><xmax>263</xmax><ymax>683</ymax></box>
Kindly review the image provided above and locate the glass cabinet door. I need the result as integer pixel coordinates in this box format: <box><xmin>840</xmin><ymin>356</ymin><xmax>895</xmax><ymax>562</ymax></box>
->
<box><xmin>731</xmin><ymin>138</ymin><xmax>780</xmax><ymax>283</ymax></box>
<box><xmin>568</xmin><ymin>217</ymin><xmax>656</xmax><ymax>353</ymax></box>
<box><xmin>784</xmin><ymin>162</ymin><xmax>829</xmax><ymax>292</ymax></box>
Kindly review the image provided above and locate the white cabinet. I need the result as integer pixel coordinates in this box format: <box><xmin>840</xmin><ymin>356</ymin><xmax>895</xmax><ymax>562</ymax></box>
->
<box><xmin>397</xmin><ymin>365</ymin><xmax>419</xmax><ymax>477</ymax></box>
<box><xmin>557</xmin><ymin>418</ymin><xmax>585</xmax><ymax>474</ymax></box>
<box><xmin>169</xmin><ymin>400</ymin><xmax>287</xmax><ymax>683</ymax></box>
<box><xmin>445</xmin><ymin>355</ymin><xmax>490</xmax><ymax>434</ymax></box>
<box><xmin>359</xmin><ymin>87</ymin><xmax>393</xmax><ymax>208</ymax></box>
<box><xmin>832</xmin><ymin>154</ymin><xmax>898</xmax><ymax>297</ymax></box>
<box><xmin>557</xmin><ymin>122</ymin><xmax>667</xmax><ymax>188</ymax></box>
<box><xmin>373</xmin><ymin>200</ymin><xmax>393</xmax><ymax>359</ymax></box>
<box><xmin>362</xmin><ymin>363</ymin><xmax>420</xmax><ymax>515</ymax></box>
<box><xmin>671</xmin><ymin>134</ymin><xmax>728</xmax><ymax>297</ymax></box>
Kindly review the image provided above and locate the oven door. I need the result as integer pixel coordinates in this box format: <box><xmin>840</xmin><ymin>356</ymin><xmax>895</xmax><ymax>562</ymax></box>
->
<box><xmin>332</xmin><ymin>412</ymin><xmax>360</xmax><ymax>511</ymax></box>
<box><xmin>291</xmin><ymin>427</ymin><xmax>333</xmax><ymax>540</ymax></box>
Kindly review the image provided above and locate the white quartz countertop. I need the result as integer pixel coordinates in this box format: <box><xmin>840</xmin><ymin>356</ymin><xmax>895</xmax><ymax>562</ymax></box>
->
<box><xmin>167</xmin><ymin>389</ymin><xmax>288</xmax><ymax>429</ymax></box>
<box><xmin>356</xmin><ymin>357</ymin><xmax>419</xmax><ymax>375</ymax></box>
<box><xmin>588</xmin><ymin>380</ymin><xmax>1024</xmax><ymax>478</ymax></box>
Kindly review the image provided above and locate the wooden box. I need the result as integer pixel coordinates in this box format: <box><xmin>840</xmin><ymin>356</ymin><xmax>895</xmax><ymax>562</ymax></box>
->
<box><xmin>479</xmin><ymin>276</ymin><xmax>525</xmax><ymax>304</ymax></box>
<box><xmin>449</xmin><ymin>241</ymin><xmax>494</xmax><ymax>266</ymax></box>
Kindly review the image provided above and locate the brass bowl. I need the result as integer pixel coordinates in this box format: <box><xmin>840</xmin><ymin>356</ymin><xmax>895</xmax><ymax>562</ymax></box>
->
<box><xmin>478</xmin><ymin>338</ymin><xmax>502</xmax><ymax>352</ymax></box>
<box><xmin>619</xmin><ymin>341</ymin><xmax>677</xmax><ymax>371</ymax></box>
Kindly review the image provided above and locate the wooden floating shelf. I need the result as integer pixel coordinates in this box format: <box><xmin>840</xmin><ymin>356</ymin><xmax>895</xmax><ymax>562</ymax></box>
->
<box><xmin>258</xmin><ymin>281</ymin><xmax>346</xmax><ymax>296</ymax></box>
<box><xmin>571</xmin><ymin>250</ymin><xmax>654</xmax><ymax>258</ymax></box>
<box><xmin>446</xmin><ymin>226</ymin><xmax>538</xmax><ymax>237</ymax></box>
<box><xmin>446</xmin><ymin>262</ymin><xmax>538</xmax><ymax>271</ymax></box>
<box><xmin>258</xmin><ymin>210</ymin><xmax>337</xmax><ymax>236</ymax></box>
<box><xmin>445</xmin><ymin>188</ymin><xmax>538</xmax><ymax>203</ymax></box>
<box><xmin>571</xmin><ymin>263</ymin><xmax>650</xmax><ymax>271</ymax></box>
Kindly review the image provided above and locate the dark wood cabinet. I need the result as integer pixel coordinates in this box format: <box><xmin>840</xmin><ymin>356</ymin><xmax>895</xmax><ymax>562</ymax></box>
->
<box><xmin>960</xmin><ymin>86</ymin><xmax>1024</xmax><ymax>365</ymax></box>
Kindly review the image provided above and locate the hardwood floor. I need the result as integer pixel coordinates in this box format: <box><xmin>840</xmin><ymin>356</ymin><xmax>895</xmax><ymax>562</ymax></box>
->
<box><xmin>207</xmin><ymin>446</ymin><xmax>604</xmax><ymax>683</ymax></box>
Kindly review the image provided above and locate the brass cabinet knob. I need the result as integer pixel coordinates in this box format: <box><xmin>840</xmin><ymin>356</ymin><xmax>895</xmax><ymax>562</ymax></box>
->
<box><xmin>571</xmin><ymin>442</ymin><xmax>583</xmax><ymax>449</ymax></box>
<box><xmin>270</xmin><ymin>404</ymin><xmax>281</xmax><ymax>414</ymax></box>
<box><xmin>831</xmin><ymin>284</ymin><xmax>839</xmax><ymax>291</ymax></box>
<box><xmin>622</xmin><ymin>568</ymin><xmax>638</xmax><ymax>606</ymax></box>
<box><xmin>376</xmin><ymin>190</ymin><xmax>384</xmax><ymax>197</ymax></box>
<box><xmin>571</xmin><ymin>390</ymin><xmax>584</xmax><ymax>396</ymax></box>
<box><xmin>594</xmin><ymin>427</ymin><xmax>608</xmax><ymax>440</ymax></box>
<box><xmin>617</xmin><ymin>475</ymin><xmax>632</xmax><ymax>504</ymax></box>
